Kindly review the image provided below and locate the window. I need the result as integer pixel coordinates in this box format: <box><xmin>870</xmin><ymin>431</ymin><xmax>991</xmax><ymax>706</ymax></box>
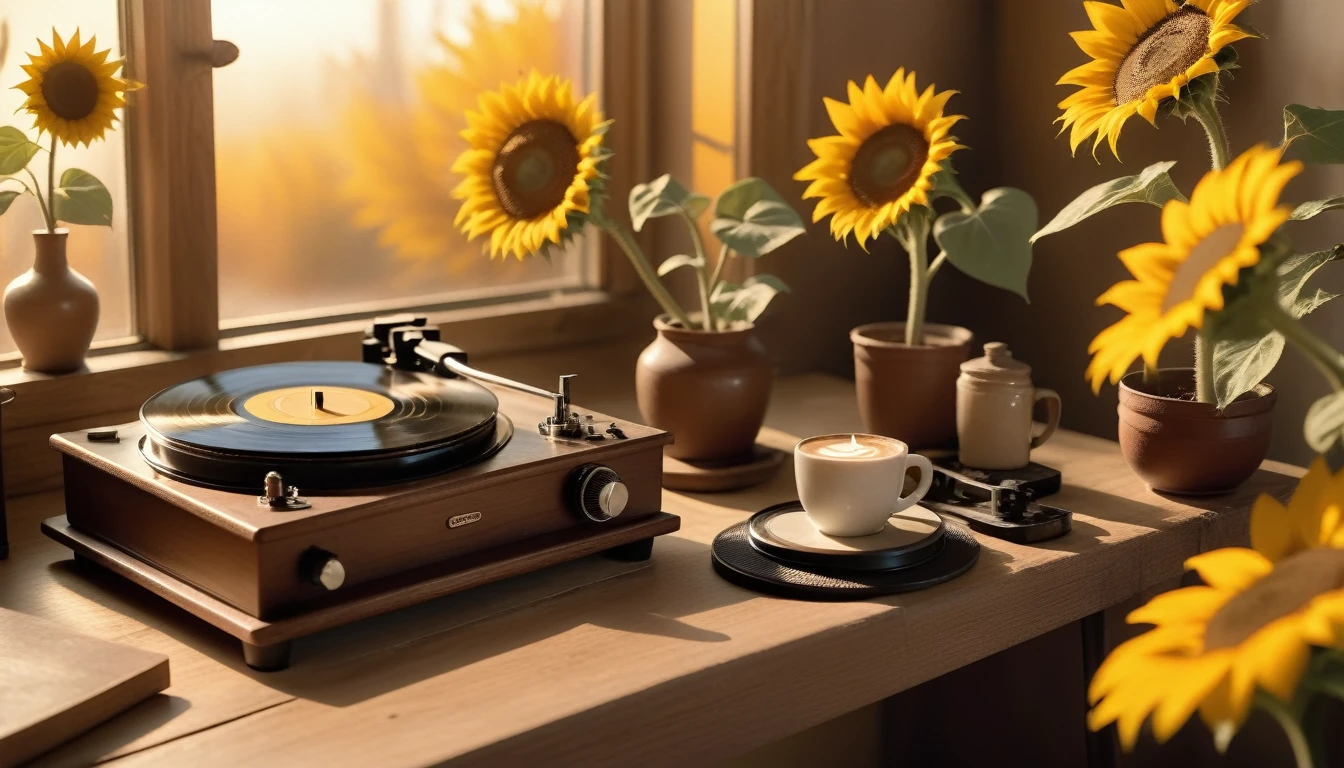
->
<box><xmin>210</xmin><ymin>0</ymin><xmax>597</xmax><ymax>329</ymax></box>
<box><xmin>0</xmin><ymin>1</ymin><xmax>135</xmax><ymax>356</ymax></box>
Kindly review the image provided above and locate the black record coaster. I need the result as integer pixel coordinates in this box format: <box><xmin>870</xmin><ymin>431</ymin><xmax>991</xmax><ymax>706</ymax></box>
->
<box><xmin>747</xmin><ymin>501</ymin><xmax>945</xmax><ymax>572</ymax></box>
<box><xmin>712</xmin><ymin>517</ymin><xmax>979</xmax><ymax>601</ymax></box>
<box><xmin>139</xmin><ymin>361</ymin><xmax>511</xmax><ymax>492</ymax></box>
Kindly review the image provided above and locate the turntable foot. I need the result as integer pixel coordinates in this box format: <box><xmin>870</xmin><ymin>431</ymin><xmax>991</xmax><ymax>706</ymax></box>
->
<box><xmin>242</xmin><ymin>640</ymin><xmax>292</xmax><ymax>672</ymax></box>
<box><xmin>602</xmin><ymin>537</ymin><xmax>654</xmax><ymax>562</ymax></box>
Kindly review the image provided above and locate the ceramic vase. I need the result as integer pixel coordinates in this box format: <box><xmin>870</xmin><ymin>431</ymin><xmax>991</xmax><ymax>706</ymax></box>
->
<box><xmin>1118</xmin><ymin>368</ymin><xmax>1276</xmax><ymax>495</ymax></box>
<box><xmin>3</xmin><ymin>229</ymin><xmax>99</xmax><ymax>374</ymax></box>
<box><xmin>851</xmin><ymin>322</ymin><xmax>973</xmax><ymax>450</ymax></box>
<box><xmin>635</xmin><ymin>316</ymin><xmax>771</xmax><ymax>462</ymax></box>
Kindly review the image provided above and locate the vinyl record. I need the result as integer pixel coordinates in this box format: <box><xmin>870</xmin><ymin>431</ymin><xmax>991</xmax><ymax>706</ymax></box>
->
<box><xmin>139</xmin><ymin>361</ymin><xmax>510</xmax><ymax>491</ymax></box>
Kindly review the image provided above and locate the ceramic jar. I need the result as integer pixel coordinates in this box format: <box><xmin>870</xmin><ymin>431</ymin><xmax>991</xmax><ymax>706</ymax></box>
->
<box><xmin>851</xmin><ymin>322</ymin><xmax>972</xmax><ymax>450</ymax></box>
<box><xmin>956</xmin><ymin>342</ymin><xmax>1061</xmax><ymax>470</ymax></box>
<box><xmin>635</xmin><ymin>316</ymin><xmax>771</xmax><ymax>462</ymax></box>
<box><xmin>3</xmin><ymin>229</ymin><xmax>99</xmax><ymax>374</ymax></box>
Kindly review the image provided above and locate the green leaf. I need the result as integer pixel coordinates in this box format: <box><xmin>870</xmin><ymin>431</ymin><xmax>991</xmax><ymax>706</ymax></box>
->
<box><xmin>714</xmin><ymin>177</ymin><xmax>783</xmax><ymax>220</ymax></box>
<box><xmin>53</xmin><ymin>168</ymin><xmax>113</xmax><ymax>226</ymax></box>
<box><xmin>1291</xmin><ymin>196</ymin><xmax>1344</xmax><ymax>221</ymax></box>
<box><xmin>933</xmin><ymin>187</ymin><xmax>1038</xmax><ymax>301</ymax></box>
<box><xmin>710</xmin><ymin>200</ymin><xmax>805</xmax><ymax>258</ymax></box>
<box><xmin>709</xmin><ymin>274</ymin><xmax>790</xmax><ymax>325</ymax></box>
<box><xmin>1032</xmin><ymin>161</ymin><xmax>1185</xmax><ymax>243</ymax></box>
<box><xmin>628</xmin><ymin>174</ymin><xmax>707</xmax><ymax>232</ymax></box>
<box><xmin>655</xmin><ymin>253</ymin><xmax>704</xmax><ymax>277</ymax></box>
<box><xmin>0</xmin><ymin>127</ymin><xmax>40</xmax><ymax>176</ymax></box>
<box><xmin>0</xmin><ymin>189</ymin><xmax>19</xmax><ymax>216</ymax></box>
<box><xmin>1306</xmin><ymin>392</ymin><xmax>1344</xmax><ymax>454</ymax></box>
<box><xmin>1282</xmin><ymin>104</ymin><xmax>1344</xmax><ymax>164</ymax></box>
<box><xmin>1207</xmin><ymin>246</ymin><xmax>1343</xmax><ymax>408</ymax></box>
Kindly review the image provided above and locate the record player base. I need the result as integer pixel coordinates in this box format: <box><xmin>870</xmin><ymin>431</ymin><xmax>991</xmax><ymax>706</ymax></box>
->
<box><xmin>43</xmin><ymin>512</ymin><xmax>680</xmax><ymax>671</ymax></box>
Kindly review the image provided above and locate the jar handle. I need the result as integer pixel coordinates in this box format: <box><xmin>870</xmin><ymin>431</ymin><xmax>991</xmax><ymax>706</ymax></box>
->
<box><xmin>1030</xmin><ymin>389</ymin><xmax>1061</xmax><ymax>449</ymax></box>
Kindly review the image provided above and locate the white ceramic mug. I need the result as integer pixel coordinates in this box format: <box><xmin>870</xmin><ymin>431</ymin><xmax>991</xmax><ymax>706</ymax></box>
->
<box><xmin>794</xmin><ymin>433</ymin><xmax>934</xmax><ymax>537</ymax></box>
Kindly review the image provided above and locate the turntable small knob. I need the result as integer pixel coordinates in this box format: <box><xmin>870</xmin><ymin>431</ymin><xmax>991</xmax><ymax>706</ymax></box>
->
<box><xmin>569</xmin><ymin>464</ymin><xmax>628</xmax><ymax>522</ymax></box>
<box><xmin>299</xmin><ymin>548</ymin><xmax>346</xmax><ymax>591</ymax></box>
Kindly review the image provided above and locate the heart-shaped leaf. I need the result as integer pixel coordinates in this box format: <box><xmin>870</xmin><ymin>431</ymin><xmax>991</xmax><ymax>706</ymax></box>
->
<box><xmin>1283</xmin><ymin>104</ymin><xmax>1344</xmax><ymax>164</ymax></box>
<box><xmin>0</xmin><ymin>189</ymin><xmax>20</xmax><ymax>216</ymax></box>
<box><xmin>1032</xmin><ymin>161</ymin><xmax>1185</xmax><ymax>243</ymax></box>
<box><xmin>1306</xmin><ymin>392</ymin><xmax>1344</xmax><ymax>454</ymax></box>
<box><xmin>1291</xmin><ymin>196</ymin><xmax>1344</xmax><ymax>221</ymax></box>
<box><xmin>656</xmin><ymin>253</ymin><xmax>704</xmax><ymax>277</ymax></box>
<box><xmin>711</xmin><ymin>199</ymin><xmax>805</xmax><ymax>258</ymax></box>
<box><xmin>710</xmin><ymin>274</ymin><xmax>790</xmax><ymax>325</ymax></box>
<box><xmin>1208</xmin><ymin>246</ymin><xmax>1343</xmax><ymax>408</ymax></box>
<box><xmin>629</xmin><ymin>174</ymin><xmax>708</xmax><ymax>232</ymax></box>
<box><xmin>934</xmin><ymin>187</ymin><xmax>1037</xmax><ymax>301</ymax></box>
<box><xmin>0</xmin><ymin>127</ymin><xmax>40</xmax><ymax>176</ymax></box>
<box><xmin>53</xmin><ymin>168</ymin><xmax>113</xmax><ymax>226</ymax></box>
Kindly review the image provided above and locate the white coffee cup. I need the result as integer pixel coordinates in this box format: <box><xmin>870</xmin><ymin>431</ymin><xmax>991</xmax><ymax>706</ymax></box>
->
<box><xmin>794</xmin><ymin>433</ymin><xmax>934</xmax><ymax>537</ymax></box>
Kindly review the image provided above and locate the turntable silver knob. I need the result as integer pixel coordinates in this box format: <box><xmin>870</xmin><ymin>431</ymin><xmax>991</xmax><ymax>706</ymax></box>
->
<box><xmin>569</xmin><ymin>464</ymin><xmax>628</xmax><ymax>522</ymax></box>
<box><xmin>300</xmin><ymin>548</ymin><xmax>346</xmax><ymax>591</ymax></box>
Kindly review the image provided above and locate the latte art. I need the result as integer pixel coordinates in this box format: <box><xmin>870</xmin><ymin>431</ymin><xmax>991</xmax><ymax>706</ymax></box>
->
<box><xmin>799</xmin><ymin>434</ymin><xmax>902</xmax><ymax>460</ymax></box>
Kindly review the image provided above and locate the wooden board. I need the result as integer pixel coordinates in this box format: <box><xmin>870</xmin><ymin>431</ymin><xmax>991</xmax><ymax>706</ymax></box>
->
<box><xmin>0</xmin><ymin>608</ymin><xmax>169</xmax><ymax>768</ymax></box>
<box><xmin>0</xmin><ymin>372</ymin><xmax>1307</xmax><ymax>766</ymax></box>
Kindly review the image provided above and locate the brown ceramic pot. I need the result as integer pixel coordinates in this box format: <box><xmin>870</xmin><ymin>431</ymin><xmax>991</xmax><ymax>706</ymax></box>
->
<box><xmin>851</xmin><ymin>322</ymin><xmax>973</xmax><ymax>450</ymax></box>
<box><xmin>1118</xmin><ymin>368</ymin><xmax>1276</xmax><ymax>495</ymax></box>
<box><xmin>636</xmin><ymin>316</ymin><xmax>771</xmax><ymax>462</ymax></box>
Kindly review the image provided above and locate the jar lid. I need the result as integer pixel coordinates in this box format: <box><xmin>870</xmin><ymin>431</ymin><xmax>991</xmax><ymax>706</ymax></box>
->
<box><xmin>961</xmin><ymin>342</ymin><xmax>1031</xmax><ymax>383</ymax></box>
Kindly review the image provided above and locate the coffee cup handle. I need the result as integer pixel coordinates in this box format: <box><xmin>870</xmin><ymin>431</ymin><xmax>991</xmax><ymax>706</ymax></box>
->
<box><xmin>892</xmin><ymin>454</ymin><xmax>934</xmax><ymax>515</ymax></box>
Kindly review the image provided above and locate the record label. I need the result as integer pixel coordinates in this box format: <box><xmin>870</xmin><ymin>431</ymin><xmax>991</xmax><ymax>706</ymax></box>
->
<box><xmin>242</xmin><ymin>386</ymin><xmax>396</xmax><ymax>426</ymax></box>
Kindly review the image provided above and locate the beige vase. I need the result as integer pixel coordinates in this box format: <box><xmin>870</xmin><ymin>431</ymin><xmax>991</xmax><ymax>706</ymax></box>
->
<box><xmin>635</xmin><ymin>316</ymin><xmax>772</xmax><ymax>462</ymax></box>
<box><xmin>4</xmin><ymin>229</ymin><xmax>100</xmax><ymax>374</ymax></box>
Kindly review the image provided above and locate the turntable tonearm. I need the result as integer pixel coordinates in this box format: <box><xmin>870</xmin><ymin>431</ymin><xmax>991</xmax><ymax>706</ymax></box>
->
<box><xmin>42</xmin><ymin>315</ymin><xmax>680</xmax><ymax>670</ymax></box>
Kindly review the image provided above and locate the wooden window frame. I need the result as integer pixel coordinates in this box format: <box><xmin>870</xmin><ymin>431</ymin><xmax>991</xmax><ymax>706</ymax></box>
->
<box><xmin>0</xmin><ymin>0</ymin><xmax>657</xmax><ymax>495</ymax></box>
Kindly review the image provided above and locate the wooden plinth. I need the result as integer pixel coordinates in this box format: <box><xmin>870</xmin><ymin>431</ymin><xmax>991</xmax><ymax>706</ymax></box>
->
<box><xmin>43</xmin><ymin>512</ymin><xmax>680</xmax><ymax>671</ymax></box>
<box><xmin>662</xmin><ymin>445</ymin><xmax>788</xmax><ymax>493</ymax></box>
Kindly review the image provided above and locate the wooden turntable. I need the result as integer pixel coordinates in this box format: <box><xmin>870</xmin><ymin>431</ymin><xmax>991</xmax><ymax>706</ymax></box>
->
<box><xmin>42</xmin><ymin>316</ymin><xmax>680</xmax><ymax>670</ymax></box>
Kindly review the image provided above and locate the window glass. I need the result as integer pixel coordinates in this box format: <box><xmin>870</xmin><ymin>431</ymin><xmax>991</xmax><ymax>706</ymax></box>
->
<box><xmin>0</xmin><ymin>3</ymin><xmax>135</xmax><ymax>355</ymax></box>
<box><xmin>211</xmin><ymin>0</ymin><xmax>592</xmax><ymax>328</ymax></box>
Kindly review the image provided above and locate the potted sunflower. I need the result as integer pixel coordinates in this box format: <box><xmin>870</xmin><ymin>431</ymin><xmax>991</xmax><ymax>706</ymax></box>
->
<box><xmin>1041</xmin><ymin>0</ymin><xmax>1344</xmax><ymax>493</ymax></box>
<box><xmin>450</xmin><ymin>72</ymin><xmax>803</xmax><ymax>463</ymax></box>
<box><xmin>794</xmin><ymin>69</ymin><xmax>1038</xmax><ymax>449</ymax></box>
<box><xmin>0</xmin><ymin>29</ymin><xmax>139</xmax><ymax>373</ymax></box>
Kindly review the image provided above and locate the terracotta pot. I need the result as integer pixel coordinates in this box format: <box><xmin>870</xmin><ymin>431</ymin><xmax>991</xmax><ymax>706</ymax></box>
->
<box><xmin>636</xmin><ymin>316</ymin><xmax>771</xmax><ymax>461</ymax></box>
<box><xmin>3</xmin><ymin>229</ymin><xmax>99</xmax><ymax>374</ymax></box>
<box><xmin>851</xmin><ymin>322</ymin><xmax>973</xmax><ymax>450</ymax></box>
<box><xmin>1118</xmin><ymin>368</ymin><xmax>1276</xmax><ymax>495</ymax></box>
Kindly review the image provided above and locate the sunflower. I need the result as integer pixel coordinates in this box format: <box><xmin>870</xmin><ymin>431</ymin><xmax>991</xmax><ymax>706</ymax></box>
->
<box><xmin>13</xmin><ymin>28</ymin><xmax>141</xmax><ymax>147</ymax></box>
<box><xmin>450</xmin><ymin>71</ymin><xmax>605</xmax><ymax>261</ymax></box>
<box><xmin>1088</xmin><ymin>457</ymin><xmax>1344</xmax><ymax>750</ymax></box>
<box><xmin>346</xmin><ymin>1</ymin><xmax>563</xmax><ymax>267</ymax></box>
<box><xmin>1085</xmin><ymin>144</ymin><xmax>1301</xmax><ymax>392</ymax></box>
<box><xmin>1057</xmin><ymin>0</ymin><xmax>1253</xmax><ymax>159</ymax></box>
<box><xmin>793</xmin><ymin>69</ymin><xmax>964</xmax><ymax>249</ymax></box>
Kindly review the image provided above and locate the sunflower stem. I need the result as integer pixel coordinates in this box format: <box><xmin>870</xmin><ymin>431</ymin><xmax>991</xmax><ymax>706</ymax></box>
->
<box><xmin>1194</xmin><ymin>330</ymin><xmax>1217</xmax><ymax>403</ymax></box>
<box><xmin>1258</xmin><ymin>291</ymin><xmax>1344</xmax><ymax>392</ymax></box>
<box><xmin>675</xmin><ymin>208</ymin><xmax>715</xmax><ymax>331</ymax></box>
<box><xmin>21</xmin><ymin>167</ymin><xmax>50</xmax><ymax>229</ymax></box>
<box><xmin>1190</xmin><ymin>94</ymin><xmax>1231</xmax><ymax>172</ymax></box>
<box><xmin>1255</xmin><ymin>692</ymin><xmax>1315</xmax><ymax>768</ymax></box>
<box><xmin>592</xmin><ymin>212</ymin><xmax>693</xmax><ymax>329</ymax></box>
<box><xmin>901</xmin><ymin>217</ymin><xmax>931</xmax><ymax>347</ymax></box>
<box><xmin>46</xmin><ymin>134</ymin><xmax>56</xmax><ymax>233</ymax></box>
<box><xmin>708</xmin><ymin>243</ymin><xmax>730</xmax><ymax>330</ymax></box>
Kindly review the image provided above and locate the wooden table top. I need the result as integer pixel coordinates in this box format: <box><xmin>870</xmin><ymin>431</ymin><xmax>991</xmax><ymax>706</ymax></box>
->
<box><xmin>0</xmin><ymin>372</ymin><xmax>1302</xmax><ymax>767</ymax></box>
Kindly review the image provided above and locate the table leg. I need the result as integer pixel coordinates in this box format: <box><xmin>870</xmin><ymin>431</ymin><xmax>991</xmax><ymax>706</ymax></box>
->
<box><xmin>1082</xmin><ymin>610</ymin><xmax>1118</xmax><ymax>768</ymax></box>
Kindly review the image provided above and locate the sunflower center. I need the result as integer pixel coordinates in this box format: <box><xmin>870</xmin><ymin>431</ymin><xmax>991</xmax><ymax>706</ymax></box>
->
<box><xmin>1114</xmin><ymin>8</ymin><xmax>1212</xmax><ymax>105</ymax></box>
<box><xmin>1203</xmin><ymin>548</ymin><xmax>1344</xmax><ymax>650</ymax></box>
<box><xmin>848</xmin><ymin>123</ymin><xmax>929</xmax><ymax>208</ymax></box>
<box><xmin>1161</xmin><ymin>223</ymin><xmax>1244</xmax><ymax>313</ymax></box>
<box><xmin>41</xmin><ymin>61</ymin><xmax>101</xmax><ymax>121</ymax></box>
<box><xmin>491</xmin><ymin>119</ymin><xmax>580</xmax><ymax>220</ymax></box>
